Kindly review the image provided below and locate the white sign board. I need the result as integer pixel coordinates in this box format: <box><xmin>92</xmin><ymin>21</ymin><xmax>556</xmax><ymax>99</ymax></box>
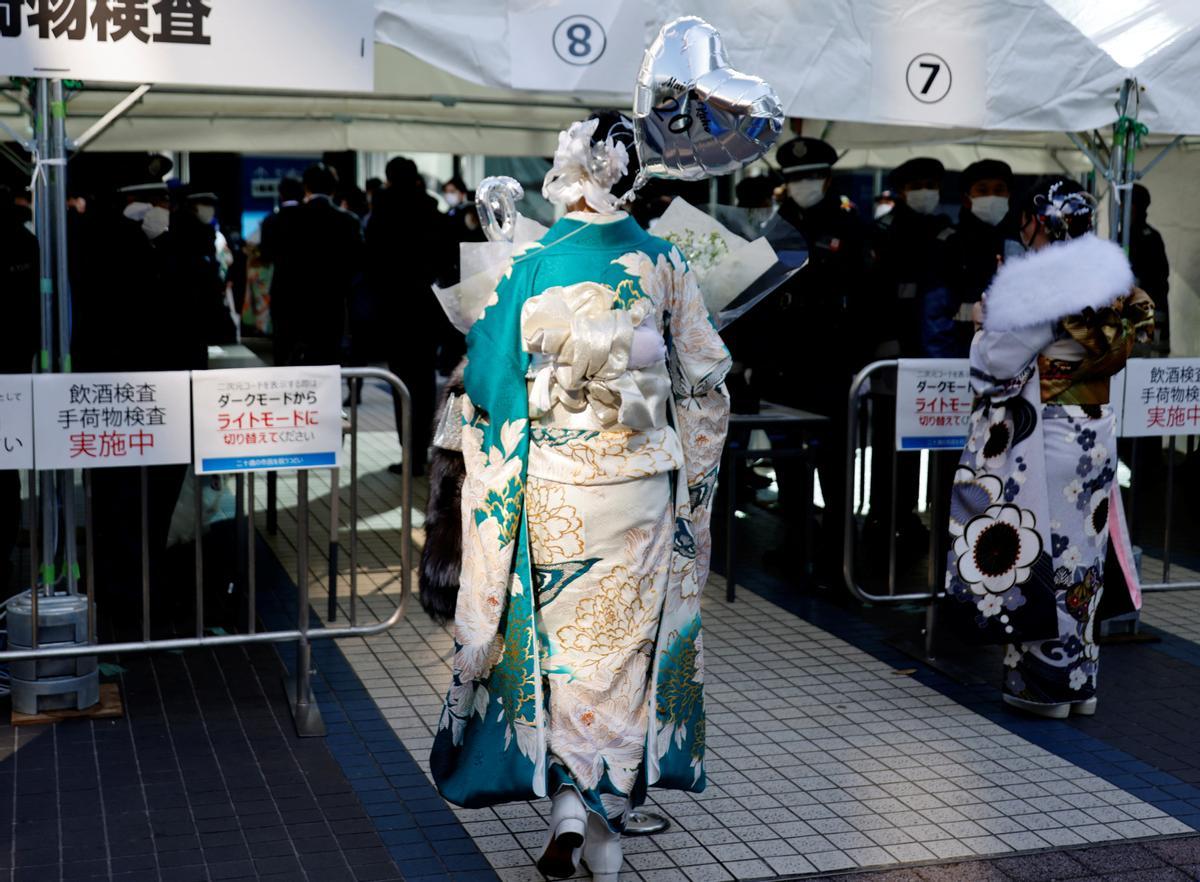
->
<box><xmin>508</xmin><ymin>1</ymin><xmax>645</xmax><ymax>92</ymax></box>
<box><xmin>192</xmin><ymin>366</ymin><xmax>342</xmax><ymax>475</ymax></box>
<box><xmin>0</xmin><ymin>0</ymin><xmax>374</xmax><ymax>92</ymax></box>
<box><xmin>33</xmin><ymin>372</ymin><xmax>192</xmax><ymax>470</ymax></box>
<box><xmin>896</xmin><ymin>358</ymin><xmax>972</xmax><ymax>450</ymax></box>
<box><xmin>0</xmin><ymin>376</ymin><xmax>34</xmax><ymax>470</ymax></box>
<box><xmin>869</xmin><ymin>29</ymin><xmax>986</xmax><ymax>127</ymax></box>
<box><xmin>1119</xmin><ymin>358</ymin><xmax>1200</xmax><ymax>437</ymax></box>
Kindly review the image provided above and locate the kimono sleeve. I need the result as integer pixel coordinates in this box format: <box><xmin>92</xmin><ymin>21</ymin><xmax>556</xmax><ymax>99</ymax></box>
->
<box><xmin>970</xmin><ymin>323</ymin><xmax>1054</xmax><ymax>395</ymax></box>
<box><xmin>667</xmin><ymin>257</ymin><xmax>732</xmax><ymax>587</ymax></box>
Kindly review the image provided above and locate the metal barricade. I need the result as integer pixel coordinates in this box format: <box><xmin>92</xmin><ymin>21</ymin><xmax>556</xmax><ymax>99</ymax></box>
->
<box><xmin>844</xmin><ymin>359</ymin><xmax>1200</xmax><ymax>658</ymax></box>
<box><xmin>1128</xmin><ymin>433</ymin><xmax>1200</xmax><ymax>593</ymax></box>
<box><xmin>842</xmin><ymin>360</ymin><xmax>945</xmax><ymax>657</ymax></box>
<box><xmin>0</xmin><ymin>366</ymin><xmax>413</xmax><ymax>736</ymax></box>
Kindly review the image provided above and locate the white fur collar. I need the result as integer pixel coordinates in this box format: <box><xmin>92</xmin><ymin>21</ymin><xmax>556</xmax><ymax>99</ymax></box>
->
<box><xmin>983</xmin><ymin>234</ymin><xmax>1133</xmax><ymax>332</ymax></box>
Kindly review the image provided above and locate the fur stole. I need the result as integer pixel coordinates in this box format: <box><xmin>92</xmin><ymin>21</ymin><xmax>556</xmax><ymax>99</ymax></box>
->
<box><xmin>419</xmin><ymin>360</ymin><xmax>466</xmax><ymax>624</ymax></box>
<box><xmin>983</xmin><ymin>234</ymin><xmax>1134</xmax><ymax>333</ymax></box>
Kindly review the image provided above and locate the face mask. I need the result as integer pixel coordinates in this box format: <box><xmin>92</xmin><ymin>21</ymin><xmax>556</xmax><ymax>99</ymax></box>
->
<box><xmin>787</xmin><ymin>180</ymin><xmax>825</xmax><ymax>209</ymax></box>
<box><xmin>123</xmin><ymin>201</ymin><xmax>152</xmax><ymax>223</ymax></box>
<box><xmin>874</xmin><ymin>202</ymin><xmax>894</xmax><ymax>220</ymax></box>
<box><xmin>142</xmin><ymin>206</ymin><xmax>170</xmax><ymax>240</ymax></box>
<box><xmin>194</xmin><ymin>205</ymin><xmax>216</xmax><ymax>225</ymax></box>
<box><xmin>971</xmin><ymin>195</ymin><xmax>1009</xmax><ymax>226</ymax></box>
<box><xmin>444</xmin><ymin>192</ymin><xmax>462</xmax><ymax>208</ymax></box>
<box><xmin>905</xmin><ymin>188</ymin><xmax>940</xmax><ymax>215</ymax></box>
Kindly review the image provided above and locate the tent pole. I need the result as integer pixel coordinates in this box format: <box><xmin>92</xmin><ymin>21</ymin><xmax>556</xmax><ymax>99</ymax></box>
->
<box><xmin>70</xmin><ymin>83</ymin><xmax>152</xmax><ymax>153</ymax></box>
<box><xmin>49</xmin><ymin>79</ymin><xmax>79</xmax><ymax>596</ymax></box>
<box><xmin>0</xmin><ymin>117</ymin><xmax>31</xmax><ymax>152</ymax></box>
<box><xmin>1137</xmin><ymin>134</ymin><xmax>1184</xmax><ymax>180</ymax></box>
<box><xmin>1067</xmin><ymin>132</ymin><xmax>1108</xmax><ymax>180</ymax></box>
<box><xmin>32</xmin><ymin>80</ymin><xmax>57</xmax><ymax>596</ymax></box>
<box><xmin>1108</xmin><ymin>81</ymin><xmax>1132</xmax><ymax>243</ymax></box>
<box><xmin>1119</xmin><ymin>79</ymin><xmax>1139</xmax><ymax>252</ymax></box>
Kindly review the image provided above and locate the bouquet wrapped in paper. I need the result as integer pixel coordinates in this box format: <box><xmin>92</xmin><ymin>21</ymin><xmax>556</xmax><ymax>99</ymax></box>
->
<box><xmin>432</xmin><ymin>215</ymin><xmax>549</xmax><ymax>334</ymax></box>
<box><xmin>653</xmin><ymin>197</ymin><xmax>802</xmax><ymax>329</ymax></box>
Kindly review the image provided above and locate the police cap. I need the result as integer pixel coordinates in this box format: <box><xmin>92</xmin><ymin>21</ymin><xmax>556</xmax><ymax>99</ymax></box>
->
<box><xmin>961</xmin><ymin>159</ymin><xmax>1013</xmax><ymax>189</ymax></box>
<box><xmin>776</xmin><ymin>137</ymin><xmax>838</xmax><ymax>180</ymax></box>
<box><xmin>887</xmin><ymin>157</ymin><xmax>945</xmax><ymax>188</ymax></box>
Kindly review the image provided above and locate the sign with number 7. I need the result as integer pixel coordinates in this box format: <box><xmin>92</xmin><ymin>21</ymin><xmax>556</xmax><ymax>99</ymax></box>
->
<box><xmin>870</xmin><ymin>29</ymin><xmax>985</xmax><ymax>126</ymax></box>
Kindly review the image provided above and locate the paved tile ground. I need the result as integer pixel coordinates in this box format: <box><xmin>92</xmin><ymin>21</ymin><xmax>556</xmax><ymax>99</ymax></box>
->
<box><xmin>3</xmin><ymin>377</ymin><xmax>1196</xmax><ymax>880</ymax></box>
<box><xmin>805</xmin><ymin>835</ymin><xmax>1200</xmax><ymax>880</ymax></box>
<box><xmin>0</xmin><ymin>637</ymin><xmax>406</xmax><ymax>882</ymax></box>
<box><xmin>250</xmin><ymin>381</ymin><xmax>1200</xmax><ymax>881</ymax></box>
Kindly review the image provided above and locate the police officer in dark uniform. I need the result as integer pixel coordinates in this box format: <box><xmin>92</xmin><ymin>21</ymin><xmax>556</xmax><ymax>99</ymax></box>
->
<box><xmin>946</xmin><ymin>159</ymin><xmax>1013</xmax><ymax>357</ymax></box>
<box><xmin>867</xmin><ymin>157</ymin><xmax>955</xmax><ymax>558</ymax></box>
<box><xmin>1129</xmin><ymin>183</ymin><xmax>1170</xmax><ymax>353</ymax></box>
<box><xmin>744</xmin><ymin>136</ymin><xmax>870</xmax><ymax>586</ymax></box>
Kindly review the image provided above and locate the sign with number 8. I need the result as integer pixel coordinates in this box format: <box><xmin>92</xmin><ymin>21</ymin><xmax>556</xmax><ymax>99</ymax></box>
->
<box><xmin>553</xmin><ymin>14</ymin><xmax>606</xmax><ymax>66</ymax></box>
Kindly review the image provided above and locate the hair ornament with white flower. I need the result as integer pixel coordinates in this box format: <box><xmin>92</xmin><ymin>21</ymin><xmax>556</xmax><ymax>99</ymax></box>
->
<box><xmin>542</xmin><ymin>116</ymin><xmax>635</xmax><ymax>215</ymax></box>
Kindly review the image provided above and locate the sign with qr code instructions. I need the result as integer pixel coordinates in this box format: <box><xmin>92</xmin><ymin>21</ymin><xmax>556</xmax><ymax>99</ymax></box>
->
<box><xmin>191</xmin><ymin>366</ymin><xmax>342</xmax><ymax>474</ymax></box>
<box><xmin>895</xmin><ymin>359</ymin><xmax>973</xmax><ymax>450</ymax></box>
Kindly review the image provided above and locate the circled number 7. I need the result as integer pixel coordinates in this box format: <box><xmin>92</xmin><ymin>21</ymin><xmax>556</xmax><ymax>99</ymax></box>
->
<box><xmin>919</xmin><ymin>62</ymin><xmax>941</xmax><ymax>95</ymax></box>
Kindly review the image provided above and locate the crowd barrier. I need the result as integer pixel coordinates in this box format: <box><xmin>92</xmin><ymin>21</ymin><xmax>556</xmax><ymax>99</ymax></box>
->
<box><xmin>842</xmin><ymin>358</ymin><xmax>1199</xmax><ymax>657</ymax></box>
<box><xmin>0</xmin><ymin>366</ymin><xmax>412</xmax><ymax>736</ymax></box>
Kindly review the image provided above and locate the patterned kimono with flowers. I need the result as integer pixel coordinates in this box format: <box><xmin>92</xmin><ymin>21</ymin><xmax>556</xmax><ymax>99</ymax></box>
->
<box><xmin>945</xmin><ymin>234</ymin><xmax>1153</xmax><ymax>705</ymax></box>
<box><xmin>430</xmin><ymin>211</ymin><xmax>731</xmax><ymax>830</ymax></box>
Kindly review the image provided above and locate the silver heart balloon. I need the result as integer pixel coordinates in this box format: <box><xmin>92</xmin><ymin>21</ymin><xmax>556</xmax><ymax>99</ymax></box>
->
<box><xmin>475</xmin><ymin>176</ymin><xmax>525</xmax><ymax>243</ymax></box>
<box><xmin>633</xmin><ymin>16</ymin><xmax>784</xmax><ymax>183</ymax></box>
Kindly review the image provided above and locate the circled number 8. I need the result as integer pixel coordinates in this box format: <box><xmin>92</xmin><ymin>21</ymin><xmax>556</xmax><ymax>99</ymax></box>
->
<box><xmin>565</xmin><ymin>23</ymin><xmax>591</xmax><ymax>58</ymax></box>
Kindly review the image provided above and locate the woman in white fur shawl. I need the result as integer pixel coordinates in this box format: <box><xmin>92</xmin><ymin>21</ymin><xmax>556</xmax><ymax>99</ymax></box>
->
<box><xmin>945</xmin><ymin>177</ymin><xmax>1154</xmax><ymax>719</ymax></box>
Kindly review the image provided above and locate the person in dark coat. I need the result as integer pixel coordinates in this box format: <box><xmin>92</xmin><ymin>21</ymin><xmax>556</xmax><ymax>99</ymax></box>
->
<box><xmin>154</xmin><ymin>191</ymin><xmax>225</xmax><ymax>371</ymax></box>
<box><xmin>866</xmin><ymin>157</ymin><xmax>956</xmax><ymax>560</ymax></box>
<box><xmin>69</xmin><ymin>160</ymin><xmax>211</xmax><ymax>634</ymax></box>
<box><xmin>1129</xmin><ymin>183</ymin><xmax>1170</xmax><ymax>353</ymax></box>
<box><xmin>269</xmin><ymin>164</ymin><xmax>363</xmax><ymax>367</ymax></box>
<box><xmin>258</xmin><ymin>176</ymin><xmax>305</xmax><ymax>364</ymax></box>
<box><xmin>0</xmin><ymin>189</ymin><xmax>38</xmax><ymax>595</ymax></box>
<box><xmin>945</xmin><ymin>159</ymin><xmax>1013</xmax><ymax>356</ymax></box>
<box><xmin>746</xmin><ymin>136</ymin><xmax>872</xmax><ymax>586</ymax></box>
<box><xmin>366</xmin><ymin>157</ymin><xmax>455</xmax><ymax>477</ymax></box>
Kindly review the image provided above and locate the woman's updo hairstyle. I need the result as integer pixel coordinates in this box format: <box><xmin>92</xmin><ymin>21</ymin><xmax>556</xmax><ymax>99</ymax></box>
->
<box><xmin>1018</xmin><ymin>176</ymin><xmax>1097</xmax><ymax>241</ymax></box>
<box><xmin>587</xmin><ymin>110</ymin><xmax>640</xmax><ymax>201</ymax></box>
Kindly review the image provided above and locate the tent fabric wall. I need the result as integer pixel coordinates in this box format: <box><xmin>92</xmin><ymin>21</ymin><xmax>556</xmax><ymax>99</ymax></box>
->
<box><xmin>377</xmin><ymin>0</ymin><xmax>1200</xmax><ymax>134</ymax></box>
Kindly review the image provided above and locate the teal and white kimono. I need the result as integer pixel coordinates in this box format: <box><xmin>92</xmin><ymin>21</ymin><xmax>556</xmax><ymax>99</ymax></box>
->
<box><xmin>430</xmin><ymin>211</ymin><xmax>731</xmax><ymax>831</ymax></box>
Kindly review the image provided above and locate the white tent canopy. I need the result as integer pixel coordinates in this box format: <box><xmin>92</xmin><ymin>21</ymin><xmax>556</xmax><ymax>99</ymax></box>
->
<box><xmin>378</xmin><ymin>0</ymin><xmax>1200</xmax><ymax>135</ymax></box>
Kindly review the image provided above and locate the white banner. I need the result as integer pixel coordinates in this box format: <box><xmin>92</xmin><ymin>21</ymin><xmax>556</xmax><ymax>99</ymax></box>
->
<box><xmin>0</xmin><ymin>376</ymin><xmax>34</xmax><ymax>470</ymax></box>
<box><xmin>0</xmin><ymin>0</ymin><xmax>375</xmax><ymax>91</ymax></box>
<box><xmin>895</xmin><ymin>359</ymin><xmax>972</xmax><ymax>450</ymax></box>
<box><xmin>869</xmin><ymin>28</ymin><xmax>987</xmax><ymax>128</ymax></box>
<box><xmin>1120</xmin><ymin>358</ymin><xmax>1200</xmax><ymax>437</ymax></box>
<box><xmin>508</xmin><ymin>1</ymin><xmax>645</xmax><ymax>92</ymax></box>
<box><xmin>33</xmin><ymin>372</ymin><xmax>192</xmax><ymax>470</ymax></box>
<box><xmin>192</xmin><ymin>366</ymin><xmax>342</xmax><ymax>475</ymax></box>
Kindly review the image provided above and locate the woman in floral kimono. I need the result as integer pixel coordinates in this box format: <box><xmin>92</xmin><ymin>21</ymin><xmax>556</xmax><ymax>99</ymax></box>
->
<box><xmin>946</xmin><ymin>178</ymin><xmax>1153</xmax><ymax>719</ymax></box>
<box><xmin>429</xmin><ymin>113</ymin><xmax>730</xmax><ymax>881</ymax></box>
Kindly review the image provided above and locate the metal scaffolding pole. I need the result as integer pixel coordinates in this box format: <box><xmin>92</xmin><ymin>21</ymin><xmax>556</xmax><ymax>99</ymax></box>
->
<box><xmin>32</xmin><ymin>80</ymin><xmax>57</xmax><ymax>596</ymax></box>
<box><xmin>49</xmin><ymin>79</ymin><xmax>79</xmax><ymax>595</ymax></box>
